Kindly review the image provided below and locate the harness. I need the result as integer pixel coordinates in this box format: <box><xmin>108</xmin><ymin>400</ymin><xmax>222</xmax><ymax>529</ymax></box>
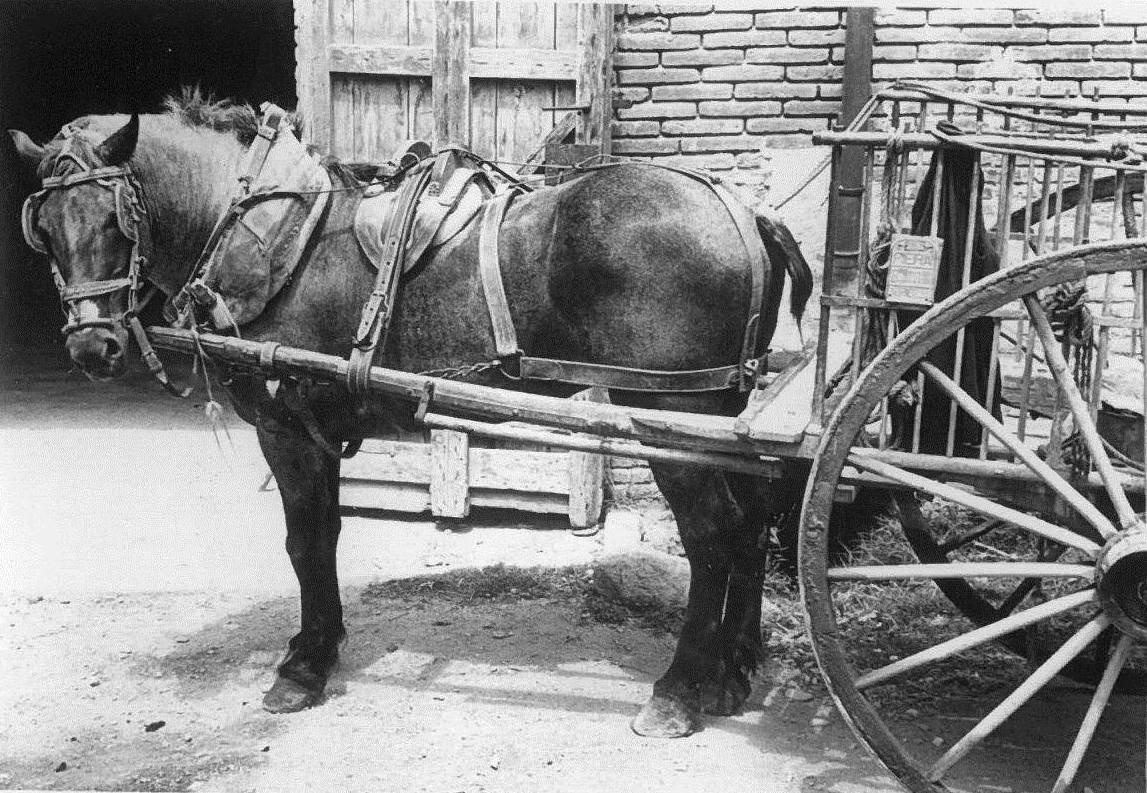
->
<box><xmin>21</xmin><ymin>131</ymin><xmax>186</xmax><ymax>395</ymax></box>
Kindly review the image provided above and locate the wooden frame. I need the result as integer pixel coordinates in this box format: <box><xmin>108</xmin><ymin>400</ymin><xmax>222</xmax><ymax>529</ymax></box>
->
<box><xmin>294</xmin><ymin>0</ymin><xmax>614</xmax><ymax>155</ymax></box>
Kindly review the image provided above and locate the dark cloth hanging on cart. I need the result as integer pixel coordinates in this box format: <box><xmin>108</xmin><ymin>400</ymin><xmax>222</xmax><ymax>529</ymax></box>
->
<box><xmin>900</xmin><ymin>145</ymin><xmax>1001</xmax><ymax>456</ymax></box>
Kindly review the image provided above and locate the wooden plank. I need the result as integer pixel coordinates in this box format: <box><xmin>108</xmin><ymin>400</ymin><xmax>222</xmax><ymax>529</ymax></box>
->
<box><xmin>340</xmin><ymin>480</ymin><xmax>432</xmax><ymax>513</ymax></box>
<box><xmin>340</xmin><ymin>441</ymin><xmax>432</xmax><ymax>484</ymax></box>
<box><xmin>469</xmin><ymin>448</ymin><xmax>569</xmax><ymax>493</ymax></box>
<box><xmin>470</xmin><ymin>47</ymin><xmax>578</xmax><ymax>81</ymax></box>
<box><xmin>330</xmin><ymin>0</ymin><xmax>354</xmax><ymax>43</ymax></box>
<box><xmin>746</xmin><ymin>332</ymin><xmax>852</xmax><ymax>443</ymax></box>
<box><xmin>328</xmin><ymin>44</ymin><xmax>433</xmax><ymax>77</ymax></box>
<box><xmin>354</xmin><ymin>76</ymin><xmax>408</xmax><ymax>161</ymax></box>
<box><xmin>568</xmin><ymin>387</ymin><xmax>608</xmax><ymax>529</ymax></box>
<box><xmin>329</xmin><ymin>75</ymin><xmax>356</xmax><ymax>160</ymax></box>
<box><xmin>470</xmin><ymin>80</ymin><xmax>499</xmax><ymax>158</ymax></box>
<box><xmin>555</xmin><ymin>3</ymin><xmax>578</xmax><ymax>50</ymax></box>
<box><xmin>294</xmin><ymin>0</ymin><xmax>332</xmax><ymax>151</ymax></box>
<box><xmin>409</xmin><ymin>1</ymin><xmax>435</xmax><ymax>47</ymax></box>
<box><xmin>497</xmin><ymin>2</ymin><xmax>555</xmax><ymax>49</ymax></box>
<box><xmin>497</xmin><ymin>80</ymin><xmax>554</xmax><ymax>165</ymax></box>
<box><xmin>576</xmin><ymin>3</ymin><xmax>614</xmax><ymax>150</ymax></box>
<box><xmin>434</xmin><ymin>1</ymin><xmax>471</xmax><ymax>147</ymax></box>
<box><xmin>470</xmin><ymin>489</ymin><xmax>568</xmax><ymax>514</ymax></box>
<box><xmin>734</xmin><ymin>341</ymin><xmax>817</xmax><ymax>436</ymax></box>
<box><xmin>354</xmin><ymin>0</ymin><xmax>407</xmax><ymax>45</ymax></box>
<box><xmin>430</xmin><ymin>429</ymin><xmax>470</xmax><ymax>518</ymax></box>
<box><xmin>470</xmin><ymin>1</ymin><xmax>497</xmax><ymax>48</ymax></box>
<box><xmin>409</xmin><ymin>78</ymin><xmax>436</xmax><ymax>143</ymax></box>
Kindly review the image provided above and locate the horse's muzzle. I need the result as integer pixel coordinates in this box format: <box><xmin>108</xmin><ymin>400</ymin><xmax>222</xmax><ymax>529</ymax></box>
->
<box><xmin>65</xmin><ymin>326</ymin><xmax>128</xmax><ymax>380</ymax></box>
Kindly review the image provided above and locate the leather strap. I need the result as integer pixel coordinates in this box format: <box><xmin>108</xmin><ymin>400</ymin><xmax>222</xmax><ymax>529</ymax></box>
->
<box><xmin>518</xmin><ymin>357</ymin><xmax>741</xmax><ymax>392</ymax></box>
<box><xmin>476</xmin><ymin>191</ymin><xmax>520</xmax><ymax>358</ymax></box>
<box><xmin>239</xmin><ymin>104</ymin><xmax>286</xmax><ymax>193</ymax></box>
<box><xmin>347</xmin><ymin>166</ymin><xmax>434</xmax><ymax>399</ymax></box>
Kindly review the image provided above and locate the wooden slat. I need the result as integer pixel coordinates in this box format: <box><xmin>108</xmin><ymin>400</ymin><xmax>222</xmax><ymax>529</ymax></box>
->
<box><xmin>340</xmin><ymin>480</ymin><xmax>432</xmax><ymax>513</ymax></box>
<box><xmin>497</xmin><ymin>2</ymin><xmax>555</xmax><ymax>49</ymax></box>
<box><xmin>329</xmin><ymin>44</ymin><xmax>433</xmax><ymax>77</ymax></box>
<box><xmin>410</xmin><ymin>78</ymin><xmax>435</xmax><ymax>143</ymax></box>
<box><xmin>429</xmin><ymin>429</ymin><xmax>470</xmax><ymax>518</ymax></box>
<box><xmin>576</xmin><ymin>3</ymin><xmax>614</xmax><ymax>150</ymax></box>
<box><xmin>567</xmin><ymin>387</ymin><xmax>608</xmax><ymax>529</ymax></box>
<box><xmin>329</xmin><ymin>76</ymin><xmax>355</xmax><ymax>159</ymax></box>
<box><xmin>434</xmin><ymin>1</ymin><xmax>470</xmax><ymax>147</ymax></box>
<box><xmin>354</xmin><ymin>77</ymin><xmax>408</xmax><ymax>162</ymax></box>
<box><xmin>469</xmin><ymin>447</ymin><xmax>569</xmax><ymax>493</ymax></box>
<box><xmin>555</xmin><ymin>3</ymin><xmax>578</xmax><ymax>50</ymax></box>
<box><xmin>469</xmin><ymin>48</ymin><xmax>578</xmax><ymax>80</ymax></box>
<box><xmin>354</xmin><ymin>0</ymin><xmax>407</xmax><ymax>45</ymax></box>
<box><xmin>341</xmin><ymin>441</ymin><xmax>432</xmax><ymax>483</ymax></box>
<box><xmin>470</xmin><ymin>489</ymin><xmax>568</xmax><ymax>514</ymax></box>
<box><xmin>294</xmin><ymin>0</ymin><xmax>332</xmax><ymax>151</ymax></box>
<box><xmin>517</xmin><ymin>111</ymin><xmax>578</xmax><ymax>176</ymax></box>
<box><xmin>470</xmin><ymin>80</ymin><xmax>499</xmax><ymax>159</ymax></box>
<box><xmin>746</xmin><ymin>332</ymin><xmax>852</xmax><ymax>443</ymax></box>
<box><xmin>470</xmin><ymin>1</ymin><xmax>497</xmax><ymax>48</ymax></box>
<box><xmin>497</xmin><ymin>81</ymin><xmax>555</xmax><ymax>164</ymax></box>
<box><xmin>735</xmin><ymin>342</ymin><xmax>816</xmax><ymax>436</ymax></box>
<box><xmin>409</xmin><ymin>1</ymin><xmax>435</xmax><ymax>47</ymax></box>
<box><xmin>330</xmin><ymin>0</ymin><xmax>354</xmax><ymax>43</ymax></box>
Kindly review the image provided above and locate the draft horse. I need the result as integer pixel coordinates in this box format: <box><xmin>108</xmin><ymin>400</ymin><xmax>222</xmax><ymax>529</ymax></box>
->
<box><xmin>11</xmin><ymin>95</ymin><xmax>812</xmax><ymax>737</ymax></box>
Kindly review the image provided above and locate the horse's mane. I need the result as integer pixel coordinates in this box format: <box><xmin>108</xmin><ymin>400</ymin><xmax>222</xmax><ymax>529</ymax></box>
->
<box><xmin>163</xmin><ymin>86</ymin><xmax>303</xmax><ymax>147</ymax></box>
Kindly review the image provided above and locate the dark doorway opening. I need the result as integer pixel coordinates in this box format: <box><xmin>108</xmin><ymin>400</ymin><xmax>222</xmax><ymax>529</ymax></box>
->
<box><xmin>0</xmin><ymin>0</ymin><xmax>296</xmax><ymax>354</ymax></box>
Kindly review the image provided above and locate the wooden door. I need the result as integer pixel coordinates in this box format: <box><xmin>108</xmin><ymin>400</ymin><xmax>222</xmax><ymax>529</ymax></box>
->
<box><xmin>295</xmin><ymin>0</ymin><xmax>613</xmax><ymax>164</ymax></box>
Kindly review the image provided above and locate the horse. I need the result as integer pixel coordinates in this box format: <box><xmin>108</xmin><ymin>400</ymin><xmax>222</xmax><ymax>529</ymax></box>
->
<box><xmin>10</xmin><ymin>93</ymin><xmax>812</xmax><ymax>738</ymax></box>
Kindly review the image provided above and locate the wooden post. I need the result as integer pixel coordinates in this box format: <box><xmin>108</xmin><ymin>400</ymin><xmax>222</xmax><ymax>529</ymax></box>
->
<box><xmin>294</xmin><ymin>0</ymin><xmax>332</xmax><ymax>151</ymax></box>
<box><xmin>429</xmin><ymin>429</ymin><xmax>470</xmax><ymax>519</ymax></box>
<box><xmin>829</xmin><ymin>6</ymin><xmax>875</xmax><ymax>294</ymax></box>
<box><xmin>567</xmin><ymin>387</ymin><xmax>609</xmax><ymax>530</ymax></box>
<box><xmin>433</xmin><ymin>1</ymin><xmax>471</xmax><ymax>148</ymax></box>
<box><xmin>576</xmin><ymin>3</ymin><xmax>615</xmax><ymax>154</ymax></box>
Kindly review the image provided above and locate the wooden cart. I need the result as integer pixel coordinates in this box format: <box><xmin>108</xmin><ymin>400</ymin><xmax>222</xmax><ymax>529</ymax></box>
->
<box><xmin>148</xmin><ymin>84</ymin><xmax>1147</xmax><ymax>792</ymax></box>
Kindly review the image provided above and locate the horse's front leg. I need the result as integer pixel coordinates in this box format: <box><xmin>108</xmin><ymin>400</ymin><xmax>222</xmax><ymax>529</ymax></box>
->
<box><xmin>256</xmin><ymin>415</ymin><xmax>346</xmax><ymax>713</ymax></box>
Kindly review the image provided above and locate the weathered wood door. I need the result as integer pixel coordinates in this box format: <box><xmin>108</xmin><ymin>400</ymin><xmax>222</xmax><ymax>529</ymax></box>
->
<box><xmin>295</xmin><ymin>0</ymin><xmax>613</xmax><ymax>164</ymax></box>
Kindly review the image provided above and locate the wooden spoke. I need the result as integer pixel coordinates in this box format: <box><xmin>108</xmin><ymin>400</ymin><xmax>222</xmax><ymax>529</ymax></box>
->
<box><xmin>1051</xmin><ymin>634</ymin><xmax>1135</xmax><ymax>793</ymax></box>
<box><xmin>847</xmin><ymin>451</ymin><xmax>1102</xmax><ymax>555</ymax></box>
<box><xmin>827</xmin><ymin>562</ymin><xmax>1094</xmax><ymax>582</ymax></box>
<box><xmin>994</xmin><ymin>576</ymin><xmax>1044</xmax><ymax>618</ymax></box>
<box><xmin>1023</xmin><ymin>294</ymin><xmax>1140</xmax><ymax>529</ymax></box>
<box><xmin>855</xmin><ymin>588</ymin><xmax>1098</xmax><ymax>690</ymax></box>
<box><xmin>927</xmin><ymin>615</ymin><xmax>1113</xmax><ymax>781</ymax></box>
<box><xmin>918</xmin><ymin>360</ymin><xmax>1117</xmax><ymax>538</ymax></box>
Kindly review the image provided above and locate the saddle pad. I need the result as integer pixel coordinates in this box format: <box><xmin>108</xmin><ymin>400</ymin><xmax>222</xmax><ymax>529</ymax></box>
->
<box><xmin>204</xmin><ymin>120</ymin><xmax>331</xmax><ymax>325</ymax></box>
<box><xmin>355</xmin><ymin>167</ymin><xmax>490</xmax><ymax>275</ymax></box>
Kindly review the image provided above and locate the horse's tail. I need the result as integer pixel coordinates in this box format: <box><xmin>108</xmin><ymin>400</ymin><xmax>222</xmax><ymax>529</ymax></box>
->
<box><xmin>754</xmin><ymin>210</ymin><xmax>814</xmax><ymax>324</ymax></box>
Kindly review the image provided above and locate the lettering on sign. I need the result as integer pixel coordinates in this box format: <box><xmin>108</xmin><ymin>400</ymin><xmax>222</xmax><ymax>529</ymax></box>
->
<box><xmin>884</xmin><ymin>234</ymin><xmax>944</xmax><ymax>306</ymax></box>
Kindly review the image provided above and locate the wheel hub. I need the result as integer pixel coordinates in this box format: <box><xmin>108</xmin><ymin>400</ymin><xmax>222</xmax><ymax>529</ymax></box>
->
<box><xmin>1096</xmin><ymin>527</ymin><xmax>1147</xmax><ymax>640</ymax></box>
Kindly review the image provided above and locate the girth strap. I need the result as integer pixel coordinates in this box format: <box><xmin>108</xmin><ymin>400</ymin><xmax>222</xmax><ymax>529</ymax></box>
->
<box><xmin>477</xmin><ymin>191</ymin><xmax>520</xmax><ymax>358</ymax></box>
<box><xmin>347</xmin><ymin>166</ymin><xmax>435</xmax><ymax>399</ymax></box>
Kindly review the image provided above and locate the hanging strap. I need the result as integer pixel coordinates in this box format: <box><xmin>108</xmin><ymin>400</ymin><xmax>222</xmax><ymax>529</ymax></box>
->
<box><xmin>346</xmin><ymin>166</ymin><xmax>435</xmax><ymax>399</ymax></box>
<box><xmin>477</xmin><ymin>191</ymin><xmax>521</xmax><ymax>358</ymax></box>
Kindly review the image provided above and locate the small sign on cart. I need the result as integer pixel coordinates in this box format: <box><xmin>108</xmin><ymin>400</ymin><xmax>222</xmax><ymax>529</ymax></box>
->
<box><xmin>884</xmin><ymin>234</ymin><xmax>944</xmax><ymax>306</ymax></box>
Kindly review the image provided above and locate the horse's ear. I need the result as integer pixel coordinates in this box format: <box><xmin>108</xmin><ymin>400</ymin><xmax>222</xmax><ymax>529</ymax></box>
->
<box><xmin>8</xmin><ymin>129</ymin><xmax>45</xmax><ymax>165</ymax></box>
<box><xmin>95</xmin><ymin>113</ymin><xmax>139</xmax><ymax>166</ymax></box>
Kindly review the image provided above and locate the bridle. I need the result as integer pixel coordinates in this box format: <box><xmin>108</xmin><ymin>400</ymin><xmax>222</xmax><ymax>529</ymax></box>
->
<box><xmin>21</xmin><ymin>130</ymin><xmax>186</xmax><ymax>394</ymax></box>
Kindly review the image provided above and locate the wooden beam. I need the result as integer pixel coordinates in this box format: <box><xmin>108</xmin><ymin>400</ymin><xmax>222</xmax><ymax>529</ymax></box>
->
<box><xmin>434</xmin><ymin>1</ymin><xmax>471</xmax><ymax>148</ymax></box>
<box><xmin>469</xmin><ymin>47</ymin><xmax>579</xmax><ymax>81</ymax></box>
<box><xmin>576</xmin><ymin>3</ymin><xmax>615</xmax><ymax>152</ymax></box>
<box><xmin>429</xmin><ymin>429</ymin><xmax>470</xmax><ymax>519</ymax></box>
<box><xmin>294</xmin><ymin>0</ymin><xmax>332</xmax><ymax>151</ymax></box>
<box><xmin>328</xmin><ymin>44</ymin><xmax>433</xmax><ymax>77</ymax></box>
<box><xmin>516</xmin><ymin>111</ymin><xmax>579</xmax><ymax>177</ymax></box>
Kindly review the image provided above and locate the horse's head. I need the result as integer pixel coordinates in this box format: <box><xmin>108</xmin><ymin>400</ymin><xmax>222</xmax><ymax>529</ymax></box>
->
<box><xmin>11</xmin><ymin>115</ymin><xmax>146</xmax><ymax>380</ymax></box>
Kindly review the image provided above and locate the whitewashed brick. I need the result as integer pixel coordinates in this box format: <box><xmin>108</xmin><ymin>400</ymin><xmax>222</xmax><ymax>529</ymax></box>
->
<box><xmin>617</xmin><ymin>101</ymin><xmax>697</xmax><ymax>119</ymax></box>
<box><xmin>1014</xmin><ymin>9</ymin><xmax>1102</xmax><ymax>25</ymax></box>
<box><xmin>661</xmin><ymin>118</ymin><xmax>744</xmax><ymax>135</ymax></box>
<box><xmin>612</xmin><ymin>138</ymin><xmax>681</xmax><ymax>155</ymax></box>
<box><xmin>873</xmin><ymin>62</ymin><xmax>957</xmax><ymax>80</ymax></box>
<box><xmin>652</xmin><ymin>83</ymin><xmax>733</xmax><ymax>101</ymax></box>
<box><xmin>1048</xmin><ymin>27</ymin><xmax>1135</xmax><ymax>43</ymax></box>
<box><xmin>787</xmin><ymin>64</ymin><xmax>844</xmax><ymax>82</ymax></box>
<box><xmin>755</xmin><ymin>10</ymin><xmax>839</xmax><ymax>29</ymax></box>
<box><xmin>661</xmin><ymin>49</ymin><xmax>743</xmax><ymax>67</ymax></box>
<box><xmin>679</xmin><ymin>135</ymin><xmax>763</xmax><ymax>153</ymax></box>
<box><xmin>1010</xmin><ymin>44</ymin><xmax>1093</xmax><ymax>61</ymax></box>
<box><xmin>612</xmin><ymin>120</ymin><xmax>661</xmax><ymax>137</ymax></box>
<box><xmin>698</xmin><ymin>99</ymin><xmax>782</xmax><ymax>117</ymax></box>
<box><xmin>789</xmin><ymin>29</ymin><xmax>846</xmax><ymax>47</ymax></box>
<box><xmin>875</xmin><ymin>9</ymin><xmax>927</xmax><ymax>26</ymax></box>
<box><xmin>618</xmin><ymin>32</ymin><xmax>701</xmax><ymax>51</ymax></box>
<box><xmin>617</xmin><ymin>68</ymin><xmax>702</xmax><ymax>85</ymax></box>
<box><xmin>701</xmin><ymin>64</ymin><xmax>784</xmax><ymax>82</ymax></box>
<box><xmin>670</xmin><ymin>12</ymin><xmax>753</xmax><ymax>32</ymax></box>
<box><xmin>703</xmin><ymin>29</ymin><xmax>786</xmax><ymax>48</ymax></box>
<box><xmin>956</xmin><ymin>61</ymin><xmax>1043</xmax><ymax>80</ymax></box>
<box><xmin>927</xmin><ymin>9</ymin><xmax>1014</xmax><ymax>26</ymax></box>
<box><xmin>613</xmin><ymin>51</ymin><xmax>660</xmax><ymax>68</ymax></box>
<box><xmin>747</xmin><ymin>46</ymin><xmax>830</xmax><ymax>64</ymax></box>
<box><xmin>917</xmin><ymin>43</ymin><xmax>999</xmax><ymax>61</ymax></box>
<box><xmin>1046</xmin><ymin>61</ymin><xmax>1132</xmax><ymax>79</ymax></box>
<box><xmin>734</xmin><ymin>82</ymin><xmax>818</xmax><ymax>99</ymax></box>
<box><xmin>784</xmin><ymin>99</ymin><xmax>842</xmax><ymax>117</ymax></box>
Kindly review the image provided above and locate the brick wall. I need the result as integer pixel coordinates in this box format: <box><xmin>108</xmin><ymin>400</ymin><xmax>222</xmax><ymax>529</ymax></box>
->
<box><xmin>611</xmin><ymin>5</ymin><xmax>1147</xmax><ymax>204</ymax></box>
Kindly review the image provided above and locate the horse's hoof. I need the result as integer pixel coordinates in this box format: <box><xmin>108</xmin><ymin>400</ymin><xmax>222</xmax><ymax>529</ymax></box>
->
<box><xmin>699</xmin><ymin>670</ymin><xmax>752</xmax><ymax>716</ymax></box>
<box><xmin>263</xmin><ymin>676</ymin><xmax>322</xmax><ymax>713</ymax></box>
<box><xmin>630</xmin><ymin>694</ymin><xmax>700</xmax><ymax>738</ymax></box>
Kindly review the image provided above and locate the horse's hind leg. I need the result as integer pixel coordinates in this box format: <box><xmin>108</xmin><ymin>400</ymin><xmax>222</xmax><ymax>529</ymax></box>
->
<box><xmin>256</xmin><ymin>418</ymin><xmax>346</xmax><ymax>713</ymax></box>
<box><xmin>631</xmin><ymin>463</ymin><xmax>769</xmax><ymax>737</ymax></box>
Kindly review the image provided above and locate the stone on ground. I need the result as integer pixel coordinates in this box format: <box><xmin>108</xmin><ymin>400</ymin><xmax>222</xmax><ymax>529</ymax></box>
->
<box><xmin>591</xmin><ymin>550</ymin><xmax>688</xmax><ymax>613</ymax></box>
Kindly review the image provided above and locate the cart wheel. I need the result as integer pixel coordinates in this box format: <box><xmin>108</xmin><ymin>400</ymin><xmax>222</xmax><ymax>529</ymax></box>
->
<box><xmin>800</xmin><ymin>239</ymin><xmax>1147</xmax><ymax>792</ymax></box>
